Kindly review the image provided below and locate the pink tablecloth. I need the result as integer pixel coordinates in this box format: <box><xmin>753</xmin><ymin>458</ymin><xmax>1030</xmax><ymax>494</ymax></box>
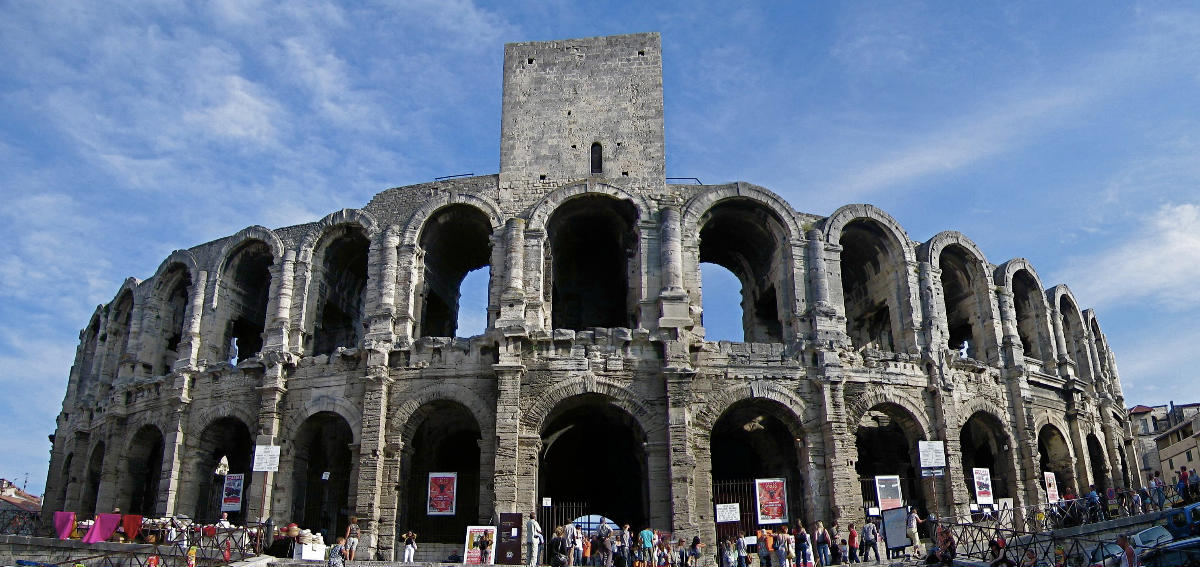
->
<box><xmin>83</xmin><ymin>513</ymin><xmax>122</xmax><ymax>543</ymax></box>
<box><xmin>54</xmin><ymin>511</ymin><xmax>75</xmax><ymax>540</ymax></box>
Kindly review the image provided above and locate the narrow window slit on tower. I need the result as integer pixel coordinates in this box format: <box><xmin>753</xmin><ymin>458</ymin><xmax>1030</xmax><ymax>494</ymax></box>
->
<box><xmin>591</xmin><ymin>142</ymin><xmax>603</xmax><ymax>174</ymax></box>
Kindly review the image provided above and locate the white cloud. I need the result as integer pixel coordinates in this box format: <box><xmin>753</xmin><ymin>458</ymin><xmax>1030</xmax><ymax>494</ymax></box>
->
<box><xmin>1057</xmin><ymin>203</ymin><xmax>1200</xmax><ymax>310</ymax></box>
<box><xmin>182</xmin><ymin>75</ymin><xmax>282</xmax><ymax>145</ymax></box>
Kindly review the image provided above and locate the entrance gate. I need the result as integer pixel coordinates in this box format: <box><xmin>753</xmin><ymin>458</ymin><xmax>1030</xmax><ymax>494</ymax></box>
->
<box><xmin>545</xmin><ymin>501</ymin><xmax>591</xmax><ymax>534</ymax></box>
<box><xmin>713</xmin><ymin>479</ymin><xmax>804</xmax><ymax>540</ymax></box>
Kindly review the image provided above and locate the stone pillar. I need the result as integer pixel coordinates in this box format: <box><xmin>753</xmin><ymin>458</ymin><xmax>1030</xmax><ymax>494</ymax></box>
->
<box><xmin>1051</xmin><ymin>307</ymin><xmax>1070</xmax><ymax>369</ymax></box>
<box><xmin>499</xmin><ymin>219</ymin><xmax>527</xmax><ymax>327</ymax></box>
<box><xmin>1099</xmin><ymin>399</ymin><xmax>1122</xmax><ymax>489</ymax></box>
<box><xmin>493</xmin><ymin>364</ymin><xmax>525</xmax><ymax>514</ymax></box>
<box><xmin>664</xmin><ymin>370</ymin><xmax>697</xmax><ymax>538</ymax></box>
<box><xmin>393</xmin><ymin>244</ymin><xmax>419</xmax><ymax>342</ymax></box>
<box><xmin>64</xmin><ymin>432</ymin><xmax>90</xmax><ymax>513</ymax></box>
<box><xmin>377</xmin><ymin>443</ymin><xmax>403</xmax><ymax>560</ymax></box>
<box><xmin>95</xmin><ymin>429</ymin><xmax>124</xmax><ymax>513</ymax></box>
<box><xmin>995</xmin><ymin>288</ymin><xmax>1024</xmax><ymax>367</ymax></box>
<box><xmin>379</xmin><ymin>228</ymin><xmax>399</xmax><ymax>316</ymax></box>
<box><xmin>660</xmin><ymin>207</ymin><xmax>684</xmax><ymax>293</ymax></box>
<box><xmin>806</xmin><ymin>229</ymin><xmax>831</xmax><ymax>307</ymax></box>
<box><xmin>176</xmin><ymin>270</ymin><xmax>207</xmax><ymax>370</ymax></box>
<box><xmin>159</xmin><ymin>401</ymin><xmax>188</xmax><ymax>516</ymax></box>
<box><xmin>269</xmin><ymin>250</ymin><xmax>296</xmax><ymax>352</ymax></box>
<box><xmin>247</xmin><ymin>360</ymin><xmax>288</xmax><ymax>523</ymax></box>
<box><xmin>1065</xmin><ymin>410</ymin><xmax>1092</xmax><ymax>495</ymax></box>
<box><xmin>819</xmin><ymin>379</ymin><xmax>861</xmax><ymax>526</ymax></box>
<box><xmin>355</xmin><ymin>368</ymin><xmax>393</xmax><ymax>559</ymax></box>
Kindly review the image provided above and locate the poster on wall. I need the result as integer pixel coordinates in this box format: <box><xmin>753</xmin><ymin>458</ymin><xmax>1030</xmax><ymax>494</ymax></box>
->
<box><xmin>221</xmin><ymin>474</ymin><xmax>244</xmax><ymax>512</ymax></box>
<box><xmin>874</xmin><ymin>475</ymin><xmax>903</xmax><ymax>511</ymax></box>
<box><xmin>428</xmin><ymin>472</ymin><xmax>458</xmax><ymax>516</ymax></box>
<box><xmin>1044</xmin><ymin>472</ymin><xmax>1060</xmax><ymax>504</ymax></box>
<box><xmin>463</xmin><ymin>525</ymin><xmax>498</xmax><ymax>565</ymax></box>
<box><xmin>973</xmin><ymin>468</ymin><xmax>994</xmax><ymax>506</ymax></box>
<box><xmin>754</xmin><ymin>478</ymin><xmax>788</xmax><ymax>524</ymax></box>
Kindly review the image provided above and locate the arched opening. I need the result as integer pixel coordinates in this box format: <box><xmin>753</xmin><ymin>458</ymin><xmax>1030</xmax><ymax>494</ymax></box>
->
<box><xmin>81</xmin><ymin>443</ymin><xmax>105</xmax><ymax>517</ymax></box>
<box><xmin>58</xmin><ymin>453</ymin><xmax>73</xmax><ymax>511</ymax></box>
<box><xmin>124</xmin><ymin>425</ymin><xmax>165</xmax><ymax>515</ymax></box>
<box><xmin>192</xmin><ymin>417</ymin><xmax>253</xmax><ymax>522</ymax></box>
<box><xmin>1037</xmin><ymin>424</ymin><xmax>1075</xmax><ymax>496</ymax></box>
<box><xmin>697</xmin><ymin>199</ymin><xmax>788</xmax><ymax>343</ymax></box>
<box><xmin>939</xmin><ymin>245</ymin><xmax>989</xmax><ymax>361</ymax></box>
<box><xmin>417</xmin><ymin>205</ymin><xmax>493</xmax><ymax>338</ymax></box>
<box><xmin>698</xmin><ymin>263</ymin><xmax>743</xmax><ymax>341</ymax></box>
<box><xmin>292</xmin><ymin>412</ymin><xmax>354</xmax><ymax>543</ymax></box>
<box><xmin>401</xmin><ymin>401</ymin><xmax>483</xmax><ymax>544</ymax></box>
<box><xmin>840</xmin><ymin>220</ymin><xmax>901</xmax><ymax>352</ymax></box>
<box><xmin>539</xmin><ymin>394</ymin><xmax>648</xmax><ymax>528</ymax></box>
<box><xmin>959</xmin><ymin>412</ymin><xmax>1016</xmax><ymax>501</ymax></box>
<box><xmin>1011</xmin><ymin>270</ymin><xmax>1047</xmax><ymax>360</ymax></box>
<box><xmin>1059</xmin><ymin>296</ymin><xmax>1091</xmax><ymax>379</ymax></box>
<box><xmin>104</xmin><ymin>292</ymin><xmax>135</xmax><ymax>380</ymax></box>
<box><xmin>151</xmin><ymin>266</ymin><xmax>192</xmax><ymax>375</ymax></box>
<box><xmin>1086</xmin><ymin>434</ymin><xmax>1109</xmax><ymax>493</ymax></box>
<box><xmin>1089</xmin><ymin>319</ymin><xmax>1113</xmax><ymax>381</ymax></box>
<box><xmin>547</xmin><ymin>196</ymin><xmax>638</xmax><ymax>330</ymax></box>
<box><xmin>591</xmin><ymin>142</ymin><xmax>603</xmax><ymax>174</ymax></box>
<box><xmin>311</xmin><ymin>227</ymin><xmax>369</xmax><ymax>356</ymax></box>
<box><xmin>77</xmin><ymin>318</ymin><xmax>100</xmax><ymax>395</ymax></box>
<box><xmin>220</xmin><ymin>240</ymin><xmax>273</xmax><ymax>363</ymax></box>
<box><xmin>710</xmin><ymin>399</ymin><xmax>805</xmax><ymax>538</ymax></box>
<box><xmin>855</xmin><ymin>404</ymin><xmax>925</xmax><ymax>513</ymax></box>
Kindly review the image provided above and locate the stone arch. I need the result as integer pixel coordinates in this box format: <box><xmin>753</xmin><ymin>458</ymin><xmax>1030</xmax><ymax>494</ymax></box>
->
<box><xmin>209</xmin><ymin>226</ymin><xmax>285</xmax><ymax>309</ymax></box>
<box><xmin>1036</xmin><ymin>421</ymin><xmax>1077</xmax><ymax>496</ymax></box>
<box><xmin>693</xmin><ymin>381</ymin><xmax>811</xmax><ymax>437</ymax></box>
<box><xmin>526</xmin><ymin>181</ymin><xmax>653</xmax><ymax>231</ymax></box>
<box><xmin>995</xmin><ymin>258</ymin><xmax>1055</xmax><ymax>362</ymax></box>
<box><xmin>820</xmin><ymin>204</ymin><xmax>917</xmax><ymax>264</ymax></box>
<box><xmin>150</xmin><ymin>250</ymin><xmax>200</xmax><ymax>285</ymax></box>
<box><xmin>521</xmin><ymin>374</ymin><xmax>662</xmax><ymax>438</ymax></box>
<box><xmin>684</xmin><ymin>186</ymin><xmax>800</xmax><ymax>343</ymax></box>
<box><xmin>399</xmin><ymin>193</ymin><xmax>505</xmax><ymax>246</ymax></box>
<box><xmin>680</xmin><ymin>183</ymin><xmax>803</xmax><ymax>242</ymax></box>
<box><xmin>389</xmin><ymin>383</ymin><xmax>497</xmax><ymax>445</ymax></box>
<box><xmin>957</xmin><ymin>398</ymin><xmax>1013</xmax><ymax>434</ymax></box>
<box><xmin>283</xmin><ymin>395</ymin><xmax>363</xmax><ymax>445</ymax></box>
<box><xmin>845</xmin><ymin>388</ymin><xmax>932</xmax><ymax>439</ymax></box>
<box><xmin>297</xmin><ymin>208</ymin><xmax>380</xmax><ymax>263</ymax></box>
<box><xmin>108</xmin><ymin>278</ymin><xmax>140</xmax><ymax>318</ymax></box>
<box><xmin>958</xmin><ymin>405</ymin><xmax>1020</xmax><ymax>501</ymax></box>
<box><xmin>188</xmin><ymin>403</ymin><xmax>258</xmax><ymax>436</ymax></box>
<box><xmin>121</xmin><ymin>423</ymin><xmax>166</xmax><ymax>515</ymax></box>
<box><xmin>920</xmin><ymin>231</ymin><xmax>1002</xmax><ymax>362</ymax></box>
<box><xmin>142</xmin><ymin>257</ymin><xmax>197</xmax><ymax>375</ymax></box>
<box><xmin>1048</xmin><ymin>284</ymin><xmax>1094</xmax><ymax>380</ymax></box>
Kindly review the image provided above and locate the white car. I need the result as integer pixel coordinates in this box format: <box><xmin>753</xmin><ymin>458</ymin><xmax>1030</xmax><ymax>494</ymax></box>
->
<box><xmin>1131</xmin><ymin>525</ymin><xmax>1174</xmax><ymax>549</ymax></box>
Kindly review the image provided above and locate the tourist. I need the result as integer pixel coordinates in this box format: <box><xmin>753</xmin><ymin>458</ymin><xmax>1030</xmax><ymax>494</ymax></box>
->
<box><xmin>858</xmin><ymin>519</ymin><xmax>878</xmax><ymax>564</ymax></box>
<box><xmin>216</xmin><ymin>512</ymin><xmax>232</xmax><ymax>529</ymax></box>
<box><xmin>689</xmin><ymin>536</ymin><xmax>705</xmax><ymax>567</ymax></box>
<box><xmin>757</xmin><ymin>529</ymin><xmax>773</xmax><ymax>567</ymax></box>
<box><xmin>566</xmin><ymin>523</ymin><xmax>579</xmax><ymax>567</ymax></box>
<box><xmin>1131</xmin><ymin>488</ymin><xmax>1143</xmax><ymax>515</ymax></box>
<box><xmin>639</xmin><ymin>527</ymin><xmax>655</xmax><ymax>567</ymax></box>
<box><xmin>549</xmin><ymin>526</ymin><xmax>569</xmax><ymax>567</ymax></box>
<box><xmin>837</xmin><ymin>540</ymin><xmax>848</xmax><ymax>566</ymax></box>
<box><xmin>1116</xmin><ymin>534</ymin><xmax>1137</xmax><ymax>567</ymax></box>
<box><xmin>328</xmin><ymin>536</ymin><xmax>348</xmax><ymax>567</ymax></box>
<box><xmin>774</xmin><ymin>526</ymin><xmax>791</xmax><ymax>567</ymax></box>
<box><xmin>736</xmin><ymin>532</ymin><xmax>749</xmax><ymax>567</ymax></box>
<box><xmin>829</xmin><ymin>524</ymin><xmax>842</xmax><ymax>565</ymax></box>
<box><xmin>984</xmin><ymin>539</ymin><xmax>1011</xmax><ymax>567</ymax></box>
<box><xmin>905</xmin><ymin>509</ymin><xmax>925</xmax><ymax>560</ymax></box>
<box><xmin>621</xmin><ymin>525</ymin><xmax>633</xmax><ymax>567</ymax></box>
<box><xmin>1153</xmin><ymin>471</ymin><xmax>1166</xmax><ymax>510</ymax></box>
<box><xmin>402</xmin><ymin>530</ymin><xmax>418</xmax><ymax>563</ymax></box>
<box><xmin>812</xmin><ymin>522</ymin><xmax>831</xmax><ymax>567</ymax></box>
<box><xmin>576</xmin><ymin>526</ymin><xmax>586</xmax><ymax>567</ymax></box>
<box><xmin>846</xmin><ymin>524</ymin><xmax>858</xmax><ymax>564</ymax></box>
<box><xmin>527</xmin><ymin>512</ymin><xmax>543</xmax><ymax>567</ymax></box>
<box><xmin>794</xmin><ymin>525</ymin><xmax>812</xmax><ymax>567</ymax></box>
<box><xmin>582</xmin><ymin>532</ymin><xmax>592</xmax><ymax>566</ymax></box>
<box><xmin>344</xmin><ymin>516</ymin><xmax>360</xmax><ymax>561</ymax></box>
<box><xmin>598</xmin><ymin>521</ymin><xmax>614</xmax><ymax>567</ymax></box>
<box><xmin>1018</xmin><ymin>549</ymin><xmax>1037</xmax><ymax>567</ymax></box>
<box><xmin>1190</xmin><ymin>468</ymin><xmax>1199</xmax><ymax>501</ymax></box>
<box><xmin>1178</xmin><ymin>473</ymin><xmax>1189</xmax><ymax>504</ymax></box>
<box><xmin>723</xmin><ymin>536</ymin><xmax>738</xmax><ymax>567</ymax></box>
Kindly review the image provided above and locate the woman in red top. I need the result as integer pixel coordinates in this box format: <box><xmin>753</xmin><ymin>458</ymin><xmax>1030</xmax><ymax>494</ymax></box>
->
<box><xmin>847</xmin><ymin>525</ymin><xmax>858</xmax><ymax>564</ymax></box>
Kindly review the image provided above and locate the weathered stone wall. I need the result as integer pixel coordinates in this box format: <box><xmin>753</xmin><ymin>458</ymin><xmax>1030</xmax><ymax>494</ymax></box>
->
<box><xmin>44</xmin><ymin>32</ymin><xmax>1139</xmax><ymax>561</ymax></box>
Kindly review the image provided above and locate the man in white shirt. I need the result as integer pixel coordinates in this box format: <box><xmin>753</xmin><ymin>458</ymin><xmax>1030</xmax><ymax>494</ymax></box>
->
<box><xmin>565</xmin><ymin>523</ymin><xmax>578</xmax><ymax>567</ymax></box>
<box><xmin>527</xmin><ymin>512</ymin><xmax>543</xmax><ymax>567</ymax></box>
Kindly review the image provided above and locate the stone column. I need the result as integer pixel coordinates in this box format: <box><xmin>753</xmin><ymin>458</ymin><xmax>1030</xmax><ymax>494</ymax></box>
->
<box><xmin>493</xmin><ymin>364</ymin><xmax>525</xmax><ymax>514</ymax></box>
<box><xmin>95</xmin><ymin>428</ymin><xmax>124</xmax><ymax>513</ymax></box>
<box><xmin>159</xmin><ymin>401</ymin><xmax>188</xmax><ymax>516</ymax></box>
<box><xmin>247</xmin><ymin>360</ymin><xmax>288</xmax><ymax>523</ymax></box>
<box><xmin>377</xmin><ymin>444</ymin><xmax>403</xmax><ymax>560</ymax></box>
<box><xmin>1099</xmin><ymin>399</ymin><xmax>1122</xmax><ymax>489</ymax></box>
<box><xmin>1051</xmin><ymin>307</ymin><xmax>1070</xmax><ymax>368</ymax></box>
<box><xmin>379</xmin><ymin>228</ymin><xmax>399</xmax><ymax>316</ymax></box>
<box><xmin>1065</xmin><ymin>410</ymin><xmax>1092</xmax><ymax>495</ymax></box>
<box><xmin>806</xmin><ymin>230</ymin><xmax>831</xmax><ymax>307</ymax></box>
<box><xmin>664</xmin><ymin>370</ymin><xmax>697</xmax><ymax>537</ymax></box>
<box><xmin>660</xmin><ymin>207</ymin><xmax>684</xmax><ymax>294</ymax></box>
<box><xmin>994</xmin><ymin>288</ymin><xmax>1024</xmax><ymax>367</ymax></box>
<box><xmin>64</xmin><ymin>432</ymin><xmax>90</xmax><ymax>513</ymax></box>
<box><xmin>393</xmin><ymin>244</ymin><xmax>419</xmax><ymax>342</ymax></box>
<box><xmin>176</xmin><ymin>270</ymin><xmax>208</xmax><ymax>370</ymax></box>
<box><xmin>355</xmin><ymin>368</ymin><xmax>393</xmax><ymax>559</ymax></box>
<box><xmin>819</xmin><ymin>379</ymin><xmax>861</xmax><ymax>526</ymax></box>
<box><xmin>499</xmin><ymin>219</ymin><xmax>527</xmax><ymax>327</ymax></box>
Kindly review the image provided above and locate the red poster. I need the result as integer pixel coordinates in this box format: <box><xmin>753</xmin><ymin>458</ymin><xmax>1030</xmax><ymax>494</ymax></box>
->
<box><xmin>428</xmin><ymin>472</ymin><xmax>458</xmax><ymax>516</ymax></box>
<box><xmin>463</xmin><ymin>526</ymin><xmax>497</xmax><ymax>565</ymax></box>
<box><xmin>755</xmin><ymin>478</ymin><xmax>788</xmax><ymax>524</ymax></box>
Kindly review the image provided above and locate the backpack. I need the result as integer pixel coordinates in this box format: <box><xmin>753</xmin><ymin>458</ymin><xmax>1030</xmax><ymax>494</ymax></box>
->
<box><xmin>816</xmin><ymin>530</ymin><xmax>828</xmax><ymax>545</ymax></box>
<box><xmin>598</xmin><ymin>524</ymin><xmax>613</xmax><ymax>540</ymax></box>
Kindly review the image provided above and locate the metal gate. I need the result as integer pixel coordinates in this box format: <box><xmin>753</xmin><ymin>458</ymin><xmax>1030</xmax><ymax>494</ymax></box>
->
<box><xmin>545</xmin><ymin>501</ymin><xmax>592</xmax><ymax>533</ymax></box>
<box><xmin>713</xmin><ymin>479</ymin><xmax>805</xmax><ymax>540</ymax></box>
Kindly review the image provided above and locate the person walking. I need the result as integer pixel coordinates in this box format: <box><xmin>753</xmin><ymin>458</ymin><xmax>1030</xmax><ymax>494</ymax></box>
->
<box><xmin>402</xmin><ymin>530</ymin><xmax>418</xmax><ymax>563</ymax></box>
<box><xmin>794</xmin><ymin>525</ymin><xmax>812</xmax><ymax>567</ymax></box>
<box><xmin>846</xmin><ymin>524</ymin><xmax>859</xmax><ymax>564</ymax></box>
<box><xmin>597</xmin><ymin>522</ymin><xmax>614</xmax><ymax>567</ymax></box>
<box><xmin>621</xmin><ymin>525</ymin><xmax>633</xmax><ymax>567</ymax></box>
<box><xmin>527</xmin><ymin>512</ymin><xmax>544</xmax><ymax>567</ymax></box>
<box><xmin>1190</xmin><ymin>468</ymin><xmax>1199</xmax><ymax>501</ymax></box>
<box><xmin>344</xmin><ymin>517</ymin><xmax>361</xmax><ymax>561</ymax></box>
<box><xmin>1116</xmin><ymin>534</ymin><xmax>1138</xmax><ymax>567</ymax></box>
<box><xmin>565</xmin><ymin>523</ymin><xmax>579</xmax><ymax>567</ymax></box>
<box><xmin>736</xmin><ymin>532</ymin><xmax>749</xmax><ymax>567</ymax></box>
<box><xmin>858</xmin><ymin>520</ymin><xmax>878</xmax><ymax>564</ymax></box>
<box><xmin>812</xmin><ymin>522</ymin><xmax>831</xmax><ymax>567</ymax></box>
<box><xmin>905</xmin><ymin>508</ymin><xmax>924</xmax><ymax>559</ymax></box>
<box><xmin>757</xmin><ymin>529</ymin><xmax>773</xmax><ymax>567</ymax></box>
<box><xmin>773</xmin><ymin>526</ymin><xmax>790</xmax><ymax>567</ymax></box>
<box><xmin>638</xmin><ymin>527</ymin><xmax>655</xmax><ymax>567</ymax></box>
<box><xmin>328</xmin><ymin>537</ymin><xmax>348</xmax><ymax>567</ymax></box>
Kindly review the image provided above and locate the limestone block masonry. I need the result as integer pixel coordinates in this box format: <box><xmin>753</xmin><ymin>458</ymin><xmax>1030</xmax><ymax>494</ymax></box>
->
<box><xmin>44</xmin><ymin>32</ymin><xmax>1140</xmax><ymax>560</ymax></box>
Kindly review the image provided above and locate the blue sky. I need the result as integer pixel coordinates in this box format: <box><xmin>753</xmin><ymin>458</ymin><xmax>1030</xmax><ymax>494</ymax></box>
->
<box><xmin>3</xmin><ymin>1</ymin><xmax>1200</xmax><ymax>496</ymax></box>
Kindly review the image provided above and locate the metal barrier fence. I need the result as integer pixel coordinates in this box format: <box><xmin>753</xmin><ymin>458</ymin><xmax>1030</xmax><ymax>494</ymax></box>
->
<box><xmin>933</xmin><ymin>519</ymin><xmax>1110</xmax><ymax>566</ymax></box>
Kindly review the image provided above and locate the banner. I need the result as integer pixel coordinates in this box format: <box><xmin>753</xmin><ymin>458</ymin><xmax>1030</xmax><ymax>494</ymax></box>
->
<box><xmin>918</xmin><ymin>441</ymin><xmax>946</xmax><ymax>468</ymax></box>
<box><xmin>253</xmin><ymin>445</ymin><xmax>281</xmax><ymax>472</ymax></box>
<box><xmin>463</xmin><ymin>525</ymin><xmax>497</xmax><ymax>565</ymax></box>
<box><xmin>428</xmin><ymin>472</ymin><xmax>458</xmax><ymax>516</ymax></box>
<box><xmin>973</xmin><ymin>468</ymin><xmax>994</xmax><ymax>506</ymax></box>
<box><xmin>715</xmin><ymin>503</ymin><xmax>740</xmax><ymax>523</ymax></box>
<box><xmin>1044</xmin><ymin>472</ymin><xmax>1059</xmax><ymax>504</ymax></box>
<box><xmin>754</xmin><ymin>478</ymin><xmax>788</xmax><ymax>524</ymax></box>
<box><xmin>874</xmin><ymin>475</ymin><xmax>903</xmax><ymax>511</ymax></box>
<box><xmin>221</xmin><ymin>473</ymin><xmax>244</xmax><ymax>512</ymax></box>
